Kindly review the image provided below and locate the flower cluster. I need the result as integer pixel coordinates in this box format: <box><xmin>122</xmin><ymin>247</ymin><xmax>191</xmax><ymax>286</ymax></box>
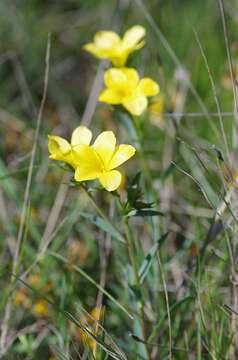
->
<box><xmin>84</xmin><ymin>25</ymin><xmax>159</xmax><ymax>116</ymax></box>
<box><xmin>48</xmin><ymin>25</ymin><xmax>159</xmax><ymax>191</ymax></box>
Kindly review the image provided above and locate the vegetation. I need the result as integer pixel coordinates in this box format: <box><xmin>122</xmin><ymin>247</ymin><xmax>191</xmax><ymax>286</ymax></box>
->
<box><xmin>0</xmin><ymin>0</ymin><xmax>238</xmax><ymax>358</ymax></box>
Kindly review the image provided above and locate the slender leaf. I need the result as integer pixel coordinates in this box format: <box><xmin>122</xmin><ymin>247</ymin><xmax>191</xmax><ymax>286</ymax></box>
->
<box><xmin>78</xmin><ymin>211</ymin><xmax>125</xmax><ymax>244</ymax></box>
<box><xmin>139</xmin><ymin>233</ymin><xmax>168</xmax><ymax>284</ymax></box>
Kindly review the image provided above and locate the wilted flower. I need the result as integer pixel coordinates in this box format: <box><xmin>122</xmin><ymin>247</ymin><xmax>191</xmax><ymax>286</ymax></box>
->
<box><xmin>99</xmin><ymin>68</ymin><xmax>159</xmax><ymax>116</ymax></box>
<box><xmin>48</xmin><ymin>127</ymin><xmax>136</xmax><ymax>192</ymax></box>
<box><xmin>84</xmin><ymin>25</ymin><xmax>145</xmax><ymax>67</ymax></box>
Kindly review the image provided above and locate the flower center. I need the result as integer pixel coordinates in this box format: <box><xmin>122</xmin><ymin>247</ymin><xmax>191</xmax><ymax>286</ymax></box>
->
<box><xmin>118</xmin><ymin>86</ymin><xmax>134</xmax><ymax>98</ymax></box>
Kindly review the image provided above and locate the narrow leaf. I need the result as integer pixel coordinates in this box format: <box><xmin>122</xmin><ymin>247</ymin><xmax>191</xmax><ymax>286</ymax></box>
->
<box><xmin>78</xmin><ymin>211</ymin><xmax>125</xmax><ymax>244</ymax></box>
<box><xmin>139</xmin><ymin>233</ymin><xmax>168</xmax><ymax>284</ymax></box>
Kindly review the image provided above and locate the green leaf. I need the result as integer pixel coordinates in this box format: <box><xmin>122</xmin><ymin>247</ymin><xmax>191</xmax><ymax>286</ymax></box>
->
<box><xmin>130</xmin><ymin>209</ymin><xmax>163</xmax><ymax>218</ymax></box>
<box><xmin>139</xmin><ymin>233</ymin><xmax>168</xmax><ymax>284</ymax></box>
<box><xmin>129</xmin><ymin>285</ymin><xmax>142</xmax><ymax>302</ymax></box>
<box><xmin>78</xmin><ymin>211</ymin><xmax>125</xmax><ymax>244</ymax></box>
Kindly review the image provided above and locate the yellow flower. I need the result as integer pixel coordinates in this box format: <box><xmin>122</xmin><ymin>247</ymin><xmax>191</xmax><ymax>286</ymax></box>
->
<box><xmin>48</xmin><ymin>127</ymin><xmax>136</xmax><ymax>192</ymax></box>
<box><xmin>99</xmin><ymin>68</ymin><xmax>159</xmax><ymax>116</ymax></box>
<box><xmin>73</xmin><ymin>130</ymin><xmax>136</xmax><ymax>191</ymax></box>
<box><xmin>33</xmin><ymin>299</ymin><xmax>49</xmax><ymax>317</ymax></box>
<box><xmin>83</xmin><ymin>25</ymin><xmax>146</xmax><ymax>67</ymax></box>
<box><xmin>48</xmin><ymin>126</ymin><xmax>93</xmax><ymax>168</ymax></box>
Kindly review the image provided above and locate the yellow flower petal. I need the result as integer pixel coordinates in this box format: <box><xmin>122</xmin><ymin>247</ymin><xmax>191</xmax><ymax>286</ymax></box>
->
<box><xmin>94</xmin><ymin>31</ymin><xmax>121</xmax><ymax>48</ymax></box>
<box><xmin>75</xmin><ymin>166</ymin><xmax>99</xmax><ymax>182</ymax></box>
<box><xmin>104</xmin><ymin>68</ymin><xmax>128</xmax><ymax>88</ymax></box>
<box><xmin>93</xmin><ymin>131</ymin><xmax>116</xmax><ymax>168</ymax></box>
<box><xmin>99</xmin><ymin>170</ymin><xmax>122</xmax><ymax>191</ymax></box>
<box><xmin>109</xmin><ymin>145</ymin><xmax>136</xmax><ymax>169</ymax></box>
<box><xmin>121</xmin><ymin>68</ymin><xmax>139</xmax><ymax>87</ymax></box>
<box><xmin>71</xmin><ymin>126</ymin><xmax>92</xmax><ymax>147</ymax></box>
<box><xmin>84</xmin><ymin>31</ymin><xmax>121</xmax><ymax>60</ymax></box>
<box><xmin>83</xmin><ymin>43</ymin><xmax>104</xmax><ymax>58</ymax></box>
<box><xmin>73</xmin><ymin>145</ymin><xmax>102</xmax><ymax>173</ymax></box>
<box><xmin>139</xmin><ymin>78</ymin><xmax>159</xmax><ymax>96</ymax></box>
<box><xmin>123</xmin><ymin>95</ymin><xmax>148</xmax><ymax>116</ymax></box>
<box><xmin>48</xmin><ymin>135</ymin><xmax>71</xmax><ymax>160</ymax></box>
<box><xmin>122</xmin><ymin>25</ymin><xmax>146</xmax><ymax>49</ymax></box>
<box><xmin>149</xmin><ymin>94</ymin><xmax>164</xmax><ymax>121</ymax></box>
<box><xmin>98</xmin><ymin>89</ymin><xmax>122</xmax><ymax>104</ymax></box>
<box><xmin>103</xmin><ymin>68</ymin><xmax>139</xmax><ymax>92</ymax></box>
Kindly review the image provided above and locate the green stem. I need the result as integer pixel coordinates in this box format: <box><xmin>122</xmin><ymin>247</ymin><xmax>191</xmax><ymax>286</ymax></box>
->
<box><xmin>123</xmin><ymin>217</ymin><xmax>151</xmax><ymax>360</ymax></box>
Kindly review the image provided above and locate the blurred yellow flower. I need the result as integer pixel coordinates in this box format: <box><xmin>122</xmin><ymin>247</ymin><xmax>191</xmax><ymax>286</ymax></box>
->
<box><xmin>99</xmin><ymin>68</ymin><xmax>159</xmax><ymax>115</ymax></box>
<box><xmin>149</xmin><ymin>94</ymin><xmax>164</xmax><ymax>125</ymax></box>
<box><xmin>48</xmin><ymin>127</ymin><xmax>136</xmax><ymax>192</ymax></box>
<box><xmin>33</xmin><ymin>299</ymin><xmax>49</xmax><ymax>317</ymax></box>
<box><xmin>83</xmin><ymin>25</ymin><xmax>146</xmax><ymax>67</ymax></box>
